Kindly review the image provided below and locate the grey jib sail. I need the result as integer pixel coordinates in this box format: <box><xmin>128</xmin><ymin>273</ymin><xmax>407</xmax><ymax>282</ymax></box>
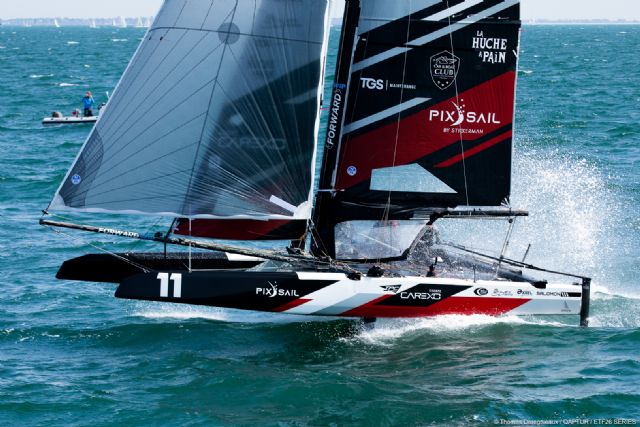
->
<box><xmin>50</xmin><ymin>0</ymin><xmax>331</xmax><ymax>219</ymax></box>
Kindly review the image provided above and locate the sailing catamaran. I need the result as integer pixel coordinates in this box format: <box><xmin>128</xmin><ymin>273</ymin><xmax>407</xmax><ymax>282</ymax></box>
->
<box><xmin>41</xmin><ymin>0</ymin><xmax>591</xmax><ymax>326</ymax></box>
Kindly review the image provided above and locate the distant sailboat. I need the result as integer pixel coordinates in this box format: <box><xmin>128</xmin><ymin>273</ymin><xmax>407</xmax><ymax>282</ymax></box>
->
<box><xmin>119</xmin><ymin>16</ymin><xmax>127</xmax><ymax>28</ymax></box>
<box><xmin>54</xmin><ymin>19</ymin><xmax>60</xmax><ymax>28</ymax></box>
<box><xmin>90</xmin><ymin>19</ymin><xmax>97</xmax><ymax>29</ymax></box>
<box><xmin>135</xmin><ymin>17</ymin><xmax>145</xmax><ymax>28</ymax></box>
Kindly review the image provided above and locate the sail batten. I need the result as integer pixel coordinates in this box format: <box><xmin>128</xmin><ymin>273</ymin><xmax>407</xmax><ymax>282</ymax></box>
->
<box><xmin>51</xmin><ymin>0</ymin><xmax>331</xmax><ymax>221</ymax></box>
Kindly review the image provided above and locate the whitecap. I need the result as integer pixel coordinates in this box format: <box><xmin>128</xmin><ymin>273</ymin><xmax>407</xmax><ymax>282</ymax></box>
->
<box><xmin>592</xmin><ymin>284</ymin><xmax>640</xmax><ymax>301</ymax></box>
<box><xmin>133</xmin><ymin>302</ymin><xmax>333</xmax><ymax>324</ymax></box>
<box><xmin>58</xmin><ymin>83</ymin><xmax>78</xmax><ymax>87</ymax></box>
<box><xmin>67</xmin><ymin>41</ymin><xmax>79</xmax><ymax>45</ymax></box>
<box><xmin>84</xmin><ymin>64</ymin><xmax>91</xmax><ymax>68</ymax></box>
<box><xmin>111</xmin><ymin>38</ymin><xmax>128</xmax><ymax>42</ymax></box>
<box><xmin>30</xmin><ymin>74</ymin><xmax>53</xmax><ymax>79</ymax></box>
<box><xmin>351</xmin><ymin>315</ymin><xmax>570</xmax><ymax>346</ymax></box>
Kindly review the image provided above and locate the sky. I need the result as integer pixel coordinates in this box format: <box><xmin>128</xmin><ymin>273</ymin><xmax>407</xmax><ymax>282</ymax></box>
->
<box><xmin>1</xmin><ymin>0</ymin><xmax>639</xmax><ymax>21</ymax></box>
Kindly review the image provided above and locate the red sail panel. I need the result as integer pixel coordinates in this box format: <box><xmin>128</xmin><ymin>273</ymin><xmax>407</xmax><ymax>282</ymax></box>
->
<box><xmin>173</xmin><ymin>219</ymin><xmax>307</xmax><ymax>241</ymax></box>
<box><xmin>335</xmin><ymin>72</ymin><xmax>516</xmax><ymax>192</ymax></box>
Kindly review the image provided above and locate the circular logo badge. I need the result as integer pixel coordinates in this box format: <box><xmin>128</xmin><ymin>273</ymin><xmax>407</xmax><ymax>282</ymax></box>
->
<box><xmin>218</xmin><ymin>22</ymin><xmax>240</xmax><ymax>44</ymax></box>
<box><xmin>347</xmin><ymin>166</ymin><xmax>357</xmax><ymax>176</ymax></box>
<box><xmin>474</xmin><ymin>288</ymin><xmax>489</xmax><ymax>296</ymax></box>
<box><xmin>71</xmin><ymin>174</ymin><xmax>81</xmax><ymax>185</ymax></box>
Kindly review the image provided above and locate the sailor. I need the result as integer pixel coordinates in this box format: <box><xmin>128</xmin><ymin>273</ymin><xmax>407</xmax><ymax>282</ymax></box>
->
<box><xmin>427</xmin><ymin>265</ymin><xmax>436</xmax><ymax>277</ymax></box>
<box><xmin>82</xmin><ymin>91</ymin><xmax>95</xmax><ymax>117</ymax></box>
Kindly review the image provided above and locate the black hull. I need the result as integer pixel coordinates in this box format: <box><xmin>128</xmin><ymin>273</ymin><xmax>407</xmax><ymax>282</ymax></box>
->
<box><xmin>57</xmin><ymin>252</ymin><xmax>262</xmax><ymax>283</ymax></box>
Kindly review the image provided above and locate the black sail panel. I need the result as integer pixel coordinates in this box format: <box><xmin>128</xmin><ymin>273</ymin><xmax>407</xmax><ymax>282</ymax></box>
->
<box><xmin>313</xmin><ymin>0</ymin><xmax>521</xmax><ymax>258</ymax></box>
<box><xmin>334</xmin><ymin>0</ymin><xmax>520</xmax><ymax>217</ymax></box>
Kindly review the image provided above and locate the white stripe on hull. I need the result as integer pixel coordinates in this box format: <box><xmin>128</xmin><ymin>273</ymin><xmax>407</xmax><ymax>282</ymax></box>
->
<box><xmin>282</xmin><ymin>274</ymin><xmax>582</xmax><ymax>317</ymax></box>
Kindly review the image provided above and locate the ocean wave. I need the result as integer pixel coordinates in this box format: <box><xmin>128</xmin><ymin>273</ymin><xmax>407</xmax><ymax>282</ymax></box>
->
<box><xmin>132</xmin><ymin>303</ymin><xmax>333</xmax><ymax>324</ymax></box>
<box><xmin>111</xmin><ymin>39</ymin><xmax>128</xmax><ymax>42</ymax></box>
<box><xmin>66</xmin><ymin>41</ymin><xmax>79</xmax><ymax>45</ymax></box>
<box><xmin>592</xmin><ymin>285</ymin><xmax>640</xmax><ymax>301</ymax></box>
<box><xmin>30</xmin><ymin>74</ymin><xmax>54</xmax><ymax>79</ymax></box>
<box><xmin>350</xmin><ymin>315</ymin><xmax>571</xmax><ymax>346</ymax></box>
<box><xmin>58</xmin><ymin>83</ymin><xmax>78</xmax><ymax>87</ymax></box>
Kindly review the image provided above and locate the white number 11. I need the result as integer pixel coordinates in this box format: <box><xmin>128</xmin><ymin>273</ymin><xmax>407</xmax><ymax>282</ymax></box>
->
<box><xmin>157</xmin><ymin>273</ymin><xmax>182</xmax><ymax>298</ymax></box>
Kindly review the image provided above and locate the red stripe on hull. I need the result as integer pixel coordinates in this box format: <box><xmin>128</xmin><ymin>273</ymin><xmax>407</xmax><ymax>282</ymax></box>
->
<box><xmin>275</xmin><ymin>298</ymin><xmax>312</xmax><ymax>312</ymax></box>
<box><xmin>341</xmin><ymin>297</ymin><xmax>530</xmax><ymax>318</ymax></box>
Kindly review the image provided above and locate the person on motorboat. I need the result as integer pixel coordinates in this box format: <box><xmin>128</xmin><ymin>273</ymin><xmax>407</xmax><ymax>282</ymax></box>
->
<box><xmin>82</xmin><ymin>91</ymin><xmax>95</xmax><ymax>117</ymax></box>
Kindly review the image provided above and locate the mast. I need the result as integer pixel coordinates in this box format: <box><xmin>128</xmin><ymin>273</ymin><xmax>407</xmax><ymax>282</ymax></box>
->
<box><xmin>312</xmin><ymin>0</ymin><xmax>361</xmax><ymax>258</ymax></box>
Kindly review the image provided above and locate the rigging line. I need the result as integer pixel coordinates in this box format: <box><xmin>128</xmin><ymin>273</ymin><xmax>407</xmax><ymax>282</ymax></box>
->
<box><xmin>383</xmin><ymin>2</ymin><xmax>414</xmax><ymax>223</ymax></box>
<box><xmin>44</xmin><ymin>226</ymin><xmax>151</xmax><ymax>273</ymax></box>
<box><xmin>205</xmin><ymin>75</ymin><xmax>291</xmax><ymax>197</ymax></box>
<box><xmin>309</xmin><ymin>218</ymin><xmax>331</xmax><ymax>259</ymax></box>
<box><xmin>374</xmin><ymin>0</ymin><xmax>415</xmax><ymax>265</ymax></box>
<box><xmin>446</xmin><ymin>0</ymin><xmax>471</xmax><ymax>208</ymax></box>
<box><xmin>183</xmin><ymin>2</ymin><xmax>240</xmax><ymax>215</ymax></box>
<box><xmin>74</xmin><ymin>135</ymin><xmax>204</xmax><ymax>196</ymax></box>
<box><xmin>496</xmin><ymin>217</ymin><xmax>516</xmax><ymax>277</ymax></box>
<box><xmin>99</xmin><ymin>37</ymin><xmax>225</xmax><ymax>150</ymax></box>
<box><xmin>224</xmin><ymin>41</ymin><xmax>293</xmax><ymax>166</ymax></box>
<box><xmin>95</xmin><ymin>74</ymin><xmax>220</xmax><ymax>168</ymax></box>
<box><xmin>99</xmin><ymin>26</ymin><xmax>175</xmax><ymax>127</ymax></box>
<box><xmin>200</xmin><ymin>0</ymin><xmax>217</xmax><ymax>31</ymax></box>
<box><xmin>100</xmin><ymin>29</ymin><xmax>205</xmax><ymax>140</ymax></box>
<box><xmin>100</xmin><ymin>26</ymin><xmax>185</xmax><ymax>129</ymax></box>
<box><xmin>67</xmin><ymin>170</ymin><xmax>190</xmax><ymax>205</ymax></box>
<box><xmin>150</xmin><ymin>26</ymin><xmax>325</xmax><ymax>45</ymax></box>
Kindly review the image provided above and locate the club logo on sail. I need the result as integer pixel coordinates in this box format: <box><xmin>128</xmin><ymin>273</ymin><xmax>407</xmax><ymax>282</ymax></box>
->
<box><xmin>256</xmin><ymin>281</ymin><xmax>299</xmax><ymax>298</ymax></box>
<box><xmin>430</xmin><ymin>51</ymin><xmax>460</xmax><ymax>90</ymax></box>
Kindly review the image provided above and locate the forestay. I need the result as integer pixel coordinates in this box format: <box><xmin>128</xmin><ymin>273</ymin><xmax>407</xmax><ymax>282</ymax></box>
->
<box><xmin>49</xmin><ymin>0</ymin><xmax>331</xmax><ymax>220</ymax></box>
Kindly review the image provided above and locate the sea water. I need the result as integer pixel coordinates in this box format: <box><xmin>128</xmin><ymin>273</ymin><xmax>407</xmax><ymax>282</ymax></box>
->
<box><xmin>0</xmin><ymin>26</ymin><xmax>638</xmax><ymax>426</ymax></box>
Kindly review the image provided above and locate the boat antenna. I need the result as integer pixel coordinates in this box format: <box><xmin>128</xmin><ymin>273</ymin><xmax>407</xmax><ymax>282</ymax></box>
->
<box><xmin>496</xmin><ymin>217</ymin><xmax>516</xmax><ymax>277</ymax></box>
<box><xmin>521</xmin><ymin>243</ymin><xmax>532</xmax><ymax>263</ymax></box>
